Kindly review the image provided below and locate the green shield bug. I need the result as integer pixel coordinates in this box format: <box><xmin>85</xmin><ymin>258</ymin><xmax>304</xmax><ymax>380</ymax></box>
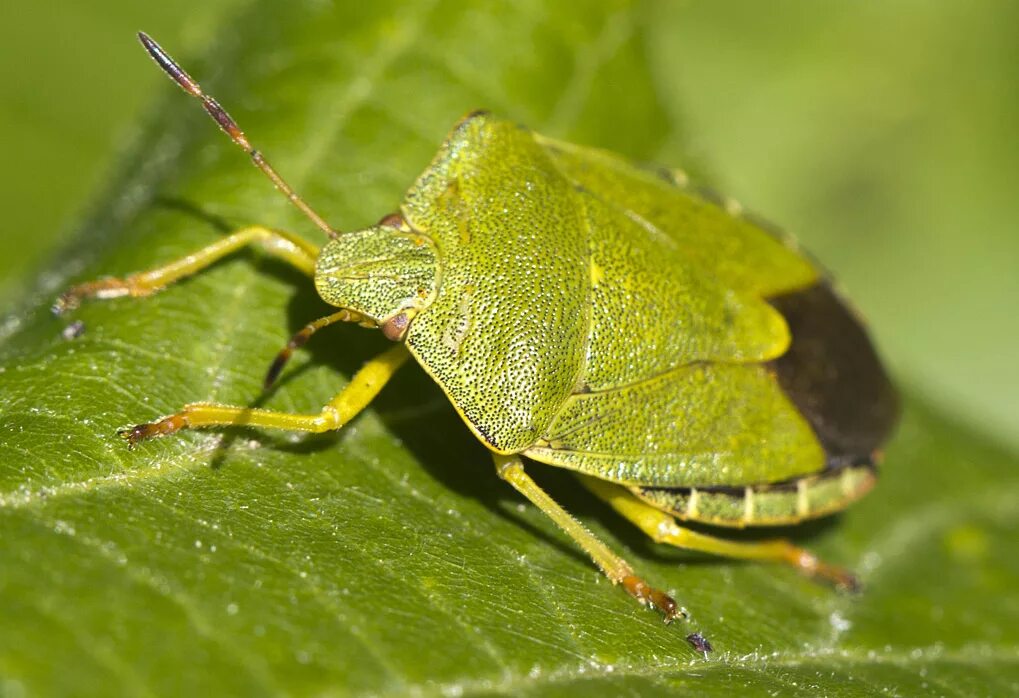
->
<box><xmin>55</xmin><ymin>33</ymin><xmax>899</xmax><ymax>648</ymax></box>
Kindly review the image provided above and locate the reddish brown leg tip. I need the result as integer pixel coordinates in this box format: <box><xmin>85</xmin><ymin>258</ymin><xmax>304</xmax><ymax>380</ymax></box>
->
<box><xmin>117</xmin><ymin>415</ymin><xmax>183</xmax><ymax>449</ymax></box>
<box><xmin>659</xmin><ymin>594</ymin><xmax>685</xmax><ymax>624</ymax></box>
<box><xmin>837</xmin><ymin>572</ymin><xmax>863</xmax><ymax>594</ymax></box>
<box><xmin>817</xmin><ymin>562</ymin><xmax>862</xmax><ymax>594</ymax></box>
<box><xmin>52</xmin><ymin>293</ymin><xmax>75</xmax><ymax>316</ymax></box>
<box><xmin>621</xmin><ymin>575</ymin><xmax>683</xmax><ymax>622</ymax></box>
<box><xmin>791</xmin><ymin>549</ymin><xmax>862</xmax><ymax>594</ymax></box>
<box><xmin>667</xmin><ymin>605</ymin><xmax>689</xmax><ymax>623</ymax></box>
<box><xmin>117</xmin><ymin>425</ymin><xmax>149</xmax><ymax>450</ymax></box>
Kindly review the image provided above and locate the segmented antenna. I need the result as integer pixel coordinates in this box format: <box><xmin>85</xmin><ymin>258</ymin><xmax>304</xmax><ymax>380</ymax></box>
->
<box><xmin>138</xmin><ymin>31</ymin><xmax>339</xmax><ymax>239</ymax></box>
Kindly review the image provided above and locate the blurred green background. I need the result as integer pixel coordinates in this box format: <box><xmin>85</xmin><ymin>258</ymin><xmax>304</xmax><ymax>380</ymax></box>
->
<box><xmin>1</xmin><ymin>0</ymin><xmax>1016</xmax><ymax>449</ymax></box>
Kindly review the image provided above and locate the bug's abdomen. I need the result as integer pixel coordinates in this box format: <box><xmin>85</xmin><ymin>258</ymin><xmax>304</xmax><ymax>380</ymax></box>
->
<box><xmin>767</xmin><ymin>282</ymin><xmax>899</xmax><ymax>470</ymax></box>
<box><xmin>633</xmin><ymin>462</ymin><xmax>877</xmax><ymax>528</ymax></box>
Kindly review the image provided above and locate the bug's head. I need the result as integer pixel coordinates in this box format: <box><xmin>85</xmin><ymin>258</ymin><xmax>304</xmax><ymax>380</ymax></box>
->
<box><xmin>314</xmin><ymin>221</ymin><xmax>438</xmax><ymax>340</ymax></box>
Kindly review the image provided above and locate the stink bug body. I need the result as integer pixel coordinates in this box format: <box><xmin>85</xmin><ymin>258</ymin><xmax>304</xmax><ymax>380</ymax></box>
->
<box><xmin>56</xmin><ymin>33</ymin><xmax>899</xmax><ymax>640</ymax></box>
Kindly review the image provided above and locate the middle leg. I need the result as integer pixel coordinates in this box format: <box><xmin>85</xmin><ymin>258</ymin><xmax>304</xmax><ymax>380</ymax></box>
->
<box><xmin>494</xmin><ymin>454</ymin><xmax>682</xmax><ymax>621</ymax></box>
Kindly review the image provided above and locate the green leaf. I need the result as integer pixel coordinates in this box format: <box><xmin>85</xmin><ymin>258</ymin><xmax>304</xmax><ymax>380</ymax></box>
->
<box><xmin>2</xmin><ymin>1</ymin><xmax>1017</xmax><ymax>696</ymax></box>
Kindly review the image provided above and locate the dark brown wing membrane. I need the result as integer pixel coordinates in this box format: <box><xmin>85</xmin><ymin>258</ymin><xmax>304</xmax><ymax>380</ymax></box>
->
<box><xmin>767</xmin><ymin>282</ymin><xmax>899</xmax><ymax>469</ymax></box>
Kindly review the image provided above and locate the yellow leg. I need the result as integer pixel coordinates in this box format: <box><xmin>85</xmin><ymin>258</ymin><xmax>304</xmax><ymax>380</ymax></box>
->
<box><xmin>494</xmin><ymin>454</ymin><xmax>682</xmax><ymax>621</ymax></box>
<box><xmin>120</xmin><ymin>344</ymin><xmax>411</xmax><ymax>446</ymax></box>
<box><xmin>581</xmin><ymin>475</ymin><xmax>860</xmax><ymax>591</ymax></box>
<box><xmin>54</xmin><ymin>225</ymin><xmax>319</xmax><ymax>313</ymax></box>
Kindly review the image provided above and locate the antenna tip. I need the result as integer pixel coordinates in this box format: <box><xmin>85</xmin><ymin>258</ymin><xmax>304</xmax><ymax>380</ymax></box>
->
<box><xmin>137</xmin><ymin>30</ymin><xmax>202</xmax><ymax>97</ymax></box>
<box><xmin>137</xmin><ymin>31</ymin><xmax>160</xmax><ymax>57</ymax></box>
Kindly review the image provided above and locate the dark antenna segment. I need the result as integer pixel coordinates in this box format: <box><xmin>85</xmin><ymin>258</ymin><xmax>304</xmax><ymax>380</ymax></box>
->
<box><xmin>138</xmin><ymin>31</ymin><xmax>339</xmax><ymax>239</ymax></box>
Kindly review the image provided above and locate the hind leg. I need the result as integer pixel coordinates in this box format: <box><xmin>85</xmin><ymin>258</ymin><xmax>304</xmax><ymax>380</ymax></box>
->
<box><xmin>580</xmin><ymin>474</ymin><xmax>859</xmax><ymax>591</ymax></box>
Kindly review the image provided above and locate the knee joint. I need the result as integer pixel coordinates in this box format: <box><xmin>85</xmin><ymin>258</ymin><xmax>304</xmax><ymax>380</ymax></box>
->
<box><xmin>313</xmin><ymin>407</ymin><xmax>341</xmax><ymax>432</ymax></box>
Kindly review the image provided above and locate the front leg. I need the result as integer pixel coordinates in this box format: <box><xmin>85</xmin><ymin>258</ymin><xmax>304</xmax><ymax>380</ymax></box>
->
<box><xmin>54</xmin><ymin>225</ymin><xmax>319</xmax><ymax>314</ymax></box>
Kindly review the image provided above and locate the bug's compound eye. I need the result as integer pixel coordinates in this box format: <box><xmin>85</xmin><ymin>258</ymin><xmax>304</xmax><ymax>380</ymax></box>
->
<box><xmin>376</xmin><ymin>212</ymin><xmax>408</xmax><ymax>229</ymax></box>
<box><xmin>381</xmin><ymin>311</ymin><xmax>413</xmax><ymax>341</ymax></box>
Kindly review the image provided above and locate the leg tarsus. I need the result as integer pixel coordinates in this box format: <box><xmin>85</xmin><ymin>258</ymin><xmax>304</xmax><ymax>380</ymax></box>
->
<box><xmin>786</xmin><ymin>547</ymin><xmax>861</xmax><ymax>592</ymax></box>
<box><xmin>119</xmin><ymin>412</ymin><xmax>191</xmax><ymax>448</ymax></box>
<box><xmin>621</xmin><ymin>574</ymin><xmax>684</xmax><ymax>622</ymax></box>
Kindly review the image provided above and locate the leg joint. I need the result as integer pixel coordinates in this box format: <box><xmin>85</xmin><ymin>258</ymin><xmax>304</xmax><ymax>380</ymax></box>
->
<box><xmin>312</xmin><ymin>407</ymin><xmax>341</xmax><ymax>432</ymax></box>
<box><xmin>494</xmin><ymin>454</ymin><xmax>523</xmax><ymax>480</ymax></box>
